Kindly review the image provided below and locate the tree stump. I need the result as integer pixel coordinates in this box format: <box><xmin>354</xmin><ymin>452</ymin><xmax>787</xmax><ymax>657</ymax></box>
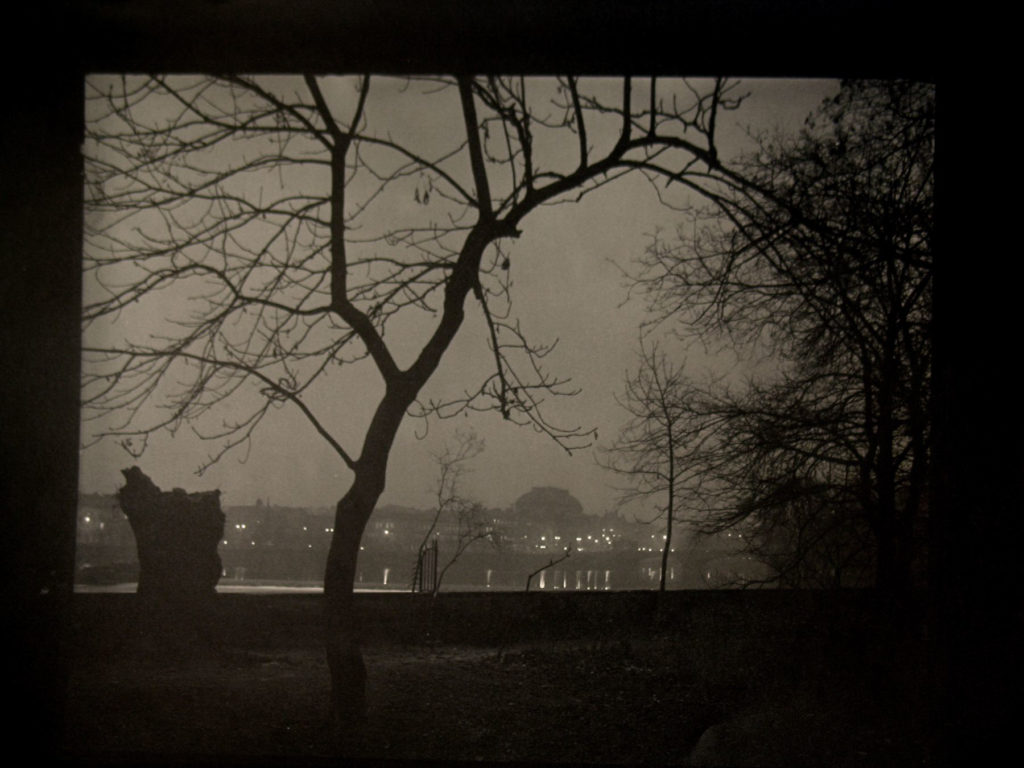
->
<box><xmin>117</xmin><ymin>466</ymin><xmax>224</xmax><ymax>653</ymax></box>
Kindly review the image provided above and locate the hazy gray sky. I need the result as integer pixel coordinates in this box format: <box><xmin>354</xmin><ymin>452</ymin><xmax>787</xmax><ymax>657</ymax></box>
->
<box><xmin>79</xmin><ymin>76</ymin><xmax>839</xmax><ymax>518</ymax></box>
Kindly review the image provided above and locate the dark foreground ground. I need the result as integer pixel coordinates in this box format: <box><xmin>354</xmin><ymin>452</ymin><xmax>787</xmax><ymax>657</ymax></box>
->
<box><xmin>57</xmin><ymin>591</ymin><xmax>935</xmax><ymax>767</ymax></box>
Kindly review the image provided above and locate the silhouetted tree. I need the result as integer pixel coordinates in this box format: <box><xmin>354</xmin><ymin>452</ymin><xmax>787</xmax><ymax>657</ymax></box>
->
<box><xmin>414</xmin><ymin>428</ymin><xmax>498</xmax><ymax>595</ymax></box>
<box><xmin>599</xmin><ymin>341</ymin><xmax>697</xmax><ymax>591</ymax></box>
<box><xmin>629</xmin><ymin>80</ymin><xmax>934</xmax><ymax>596</ymax></box>
<box><xmin>736</xmin><ymin>477</ymin><xmax>874</xmax><ymax>589</ymax></box>
<box><xmin>524</xmin><ymin>546</ymin><xmax>572</xmax><ymax>592</ymax></box>
<box><xmin>433</xmin><ymin>500</ymin><xmax>499</xmax><ymax>595</ymax></box>
<box><xmin>81</xmin><ymin>74</ymin><xmax>747</xmax><ymax>733</ymax></box>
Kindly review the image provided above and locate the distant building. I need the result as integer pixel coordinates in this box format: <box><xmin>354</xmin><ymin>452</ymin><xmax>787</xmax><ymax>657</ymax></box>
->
<box><xmin>508</xmin><ymin>487</ymin><xmax>631</xmax><ymax>554</ymax></box>
<box><xmin>77</xmin><ymin>492</ymin><xmax>134</xmax><ymax>547</ymax></box>
<box><xmin>513</xmin><ymin>486</ymin><xmax>584</xmax><ymax>520</ymax></box>
<box><xmin>74</xmin><ymin>487</ymin><xmax>757</xmax><ymax>590</ymax></box>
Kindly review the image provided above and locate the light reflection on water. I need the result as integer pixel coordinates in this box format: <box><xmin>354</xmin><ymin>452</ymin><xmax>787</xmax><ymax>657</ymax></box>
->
<box><xmin>75</xmin><ymin>567</ymin><xmax>623</xmax><ymax>594</ymax></box>
<box><xmin>73</xmin><ymin>583</ymin><xmax>510</xmax><ymax>594</ymax></box>
<box><xmin>76</xmin><ymin>563</ymin><xmax>727</xmax><ymax>593</ymax></box>
<box><xmin>75</xmin><ymin>583</ymin><xmax>371</xmax><ymax>594</ymax></box>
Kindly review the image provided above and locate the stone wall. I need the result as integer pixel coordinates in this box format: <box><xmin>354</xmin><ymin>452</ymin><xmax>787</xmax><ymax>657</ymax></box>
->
<box><xmin>68</xmin><ymin>589</ymin><xmax>905</xmax><ymax>653</ymax></box>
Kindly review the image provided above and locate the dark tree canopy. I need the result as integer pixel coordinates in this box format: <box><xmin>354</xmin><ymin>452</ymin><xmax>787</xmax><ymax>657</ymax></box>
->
<box><xmin>626</xmin><ymin>80</ymin><xmax>934</xmax><ymax>593</ymax></box>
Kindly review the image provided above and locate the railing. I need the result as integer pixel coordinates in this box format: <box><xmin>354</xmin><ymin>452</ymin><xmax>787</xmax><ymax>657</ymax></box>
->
<box><xmin>412</xmin><ymin>539</ymin><xmax>438</xmax><ymax>593</ymax></box>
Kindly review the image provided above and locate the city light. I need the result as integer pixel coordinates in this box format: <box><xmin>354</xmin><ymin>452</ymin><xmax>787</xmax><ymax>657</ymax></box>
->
<box><xmin>77</xmin><ymin>486</ymin><xmax>755</xmax><ymax>590</ymax></box>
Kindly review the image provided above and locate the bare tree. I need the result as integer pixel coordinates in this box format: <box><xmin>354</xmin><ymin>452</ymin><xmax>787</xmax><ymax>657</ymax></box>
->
<box><xmin>433</xmin><ymin>500</ymin><xmax>500</xmax><ymax>595</ymax></box>
<box><xmin>524</xmin><ymin>546</ymin><xmax>573</xmax><ymax>592</ymax></box>
<box><xmin>599</xmin><ymin>340</ymin><xmax>707</xmax><ymax>591</ymax></box>
<box><xmin>413</xmin><ymin>428</ymin><xmax>484</xmax><ymax>590</ymax></box>
<box><xmin>81</xmin><ymin>74</ymin><xmax>746</xmax><ymax>732</ymax></box>
<box><xmin>413</xmin><ymin>428</ymin><xmax>498</xmax><ymax>595</ymax></box>
<box><xmin>628</xmin><ymin>80</ymin><xmax>934</xmax><ymax>595</ymax></box>
<box><xmin>734</xmin><ymin>476</ymin><xmax>875</xmax><ymax>589</ymax></box>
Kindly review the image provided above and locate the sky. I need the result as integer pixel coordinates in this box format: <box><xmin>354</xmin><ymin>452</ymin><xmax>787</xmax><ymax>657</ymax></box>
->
<box><xmin>78</xmin><ymin>76</ymin><xmax>839</xmax><ymax>518</ymax></box>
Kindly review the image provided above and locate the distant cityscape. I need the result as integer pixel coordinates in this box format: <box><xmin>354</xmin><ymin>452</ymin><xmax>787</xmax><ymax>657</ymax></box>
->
<box><xmin>76</xmin><ymin>485</ymin><xmax>765</xmax><ymax>591</ymax></box>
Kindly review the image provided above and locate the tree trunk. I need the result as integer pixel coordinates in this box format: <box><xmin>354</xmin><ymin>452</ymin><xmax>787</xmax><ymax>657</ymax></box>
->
<box><xmin>659</xmin><ymin>418</ymin><xmax>676</xmax><ymax>593</ymax></box>
<box><xmin>659</xmin><ymin>502</ymin><xmax>673</xmax><ymax>592</ymax></box>
<box><xmin>315</xmin><ymin>204</ymin><xmax>487</xmax><ymax>741</ymax></box>
<box><xmin>872</xmin><ymin>346</ymin><xmax>914</xmax><ymax>605</ymax></box>
<box><xmin>323</xmin><ymin>481</ymin><xmax>377</xmax><ymax>740</ymax></box>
